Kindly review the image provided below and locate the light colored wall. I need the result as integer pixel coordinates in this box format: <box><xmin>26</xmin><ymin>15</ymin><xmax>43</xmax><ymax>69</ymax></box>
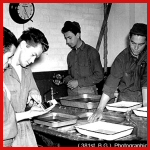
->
<box><xmin>4</xmin><ymin>3</ymin><xmax>147</xmax><ymax>71</ymax></box>
<box><xmin>4</xmin><ymin>3</ymin><xmax>104</xmax><ymax>71</ymax></box>
<box><xmin>107</xmin><ymin>3</ymin><xmax>147</xmax><ymax>66</ymax></box>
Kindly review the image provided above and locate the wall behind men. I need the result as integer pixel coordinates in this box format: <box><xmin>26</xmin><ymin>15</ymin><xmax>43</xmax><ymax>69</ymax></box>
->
<box><xmin>4</xmin><ymin>3</ymin><xmax>147</xmax><ymax>72</ymax></box>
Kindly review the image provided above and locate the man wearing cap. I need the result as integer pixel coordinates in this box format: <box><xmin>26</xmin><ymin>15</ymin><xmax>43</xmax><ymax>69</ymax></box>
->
<box><xmin>89</xmin><ymin>23</ymin><xmax>147</xmax><ymax>122</ymax></box>
<box><xmin>61</xmin><ymin>21</ymin><xmax>104</xmax><ymax>96</ymax></box>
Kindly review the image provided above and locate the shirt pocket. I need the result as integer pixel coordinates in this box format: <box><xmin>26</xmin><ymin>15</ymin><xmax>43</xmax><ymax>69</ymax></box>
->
<box><xmin>7</xmin><ymin>86</ymin><xmax>18</xmax><ymax>100</ymax></box>
<box><xmin>78</xmin><ymin>60</ymin><xmax>90</xmax><ymax>77</ymax></box>
<box><xmin>5</xmin><ymin>84</ymin><xmax>18</xmax><ymax>110</ymax></box>
<box><xmin>68</xmin><ymin>61</ymin><xmax>73</xmax><ymax>69</ymax></box>
<box><xmin>123</xmin><ymin>71</ymin><xmax>134</xmax><ymax>87</ymax></box>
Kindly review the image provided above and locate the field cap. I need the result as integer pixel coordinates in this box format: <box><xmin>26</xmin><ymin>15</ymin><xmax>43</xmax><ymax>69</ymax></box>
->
<box><xmin>130</xmin><ymin>23</ymin><xmax>147</xmax><ymax>36</ymax></box>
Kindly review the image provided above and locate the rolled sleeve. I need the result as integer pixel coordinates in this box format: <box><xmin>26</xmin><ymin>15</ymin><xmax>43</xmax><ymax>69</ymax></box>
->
<box><xmin>103</xmin><ymin>56</ymin><xmax>123</xmax><ymax>98</ymax></box>
<box><xmin>63</xmin><ymin>54</ymin><xmax>74</xmax><ymax>84</ymax></box>
<box><xmin>28</xmin><ymin>68</ymin><xmax>40</xmax><ymax>94</ymax></box>
<box><xmin>103</xmin><ymin>74</ymin><xmax>120</xmax><ymax>98</ymax></box>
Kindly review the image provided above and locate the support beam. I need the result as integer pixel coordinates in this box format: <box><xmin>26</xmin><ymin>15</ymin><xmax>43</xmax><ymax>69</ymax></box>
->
<box><xmin>96</xmin><ymin>3</ymin><xmax>112</xmax><ymax>51</ymax></box>
<box><xmin>103</xmin><ymin>3</ymin><xmax>108</xmax><ymax>74</ymax></box>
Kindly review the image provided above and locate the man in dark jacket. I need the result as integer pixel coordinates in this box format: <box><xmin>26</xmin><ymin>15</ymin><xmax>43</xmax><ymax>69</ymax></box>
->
<box><xmin>89</xmin><ymin>23</ymin><xmax>147</xmax><ymax>122</ymax></box>
<box><xmin>61</xmin><ymin>21</ymin><xmax>104</xmax><ymax>96</ymax></box>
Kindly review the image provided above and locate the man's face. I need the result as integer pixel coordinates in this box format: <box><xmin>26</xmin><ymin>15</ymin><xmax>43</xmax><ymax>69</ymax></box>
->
<box><xmin>3</xmin><ymin>44</ymin><xmax>16</xmax><ymax>71</ymax></box>
<box><xmin>129</xmin><ymin>34</ymin><xmax>147</xmax><ymax>56</ymax></box>
<box><xmin>19</xmin><ymin>43</ymin><xmax>43</xmax><ymax>67</ymax></box>
<box><xmin>64</xmin><ymin>31</ymin><xmax>79</xmax><ymax>48</ymax></box>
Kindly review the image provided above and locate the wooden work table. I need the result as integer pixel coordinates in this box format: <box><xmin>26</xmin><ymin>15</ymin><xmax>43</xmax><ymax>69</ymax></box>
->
<box><xmin>32</xmin><ymin>105</ymin><xmax>147</xmax><ymax>147</ymax></box>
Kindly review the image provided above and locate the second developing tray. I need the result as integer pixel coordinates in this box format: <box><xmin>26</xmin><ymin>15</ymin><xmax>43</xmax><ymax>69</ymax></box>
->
<box><xmin>33</xmin><ymin>112</ymin><xmax>77</xmax><ymax>128</ymax></box>
<box><xmin>59</xmin><ymin>94</ymin><xmax>101</xmax><ymax>109</ymax></box>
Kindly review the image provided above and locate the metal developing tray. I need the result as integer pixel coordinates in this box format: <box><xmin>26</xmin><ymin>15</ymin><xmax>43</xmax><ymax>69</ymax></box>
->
<box><xmin>60</xmin><ymin>94</ymin><xmax>101</xmax><ymax>109</ymax></box>
<box><xmin>60</xmin><ymin>100</ymin><xmax>99</xmax><ymax>109</ymax></box>
<box><xmin>33</xmin><ymin>112</ymin><xmax>77</xmax><ymax>127</ymax></box>
<box><xmin>60</xmin><ymin>94</ymin><xmax>101</xmax><ymax>102</ymax></box>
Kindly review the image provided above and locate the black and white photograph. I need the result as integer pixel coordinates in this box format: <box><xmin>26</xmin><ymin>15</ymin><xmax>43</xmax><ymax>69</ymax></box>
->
<box><xmin>3</xmin><ymin>3</ymin><xmax>147</xmax><ymax>147</ymax></box>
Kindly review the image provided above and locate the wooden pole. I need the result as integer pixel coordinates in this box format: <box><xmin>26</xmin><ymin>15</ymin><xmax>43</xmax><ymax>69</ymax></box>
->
<box><xmin>96</xmin><ymin>3</ymin><xmax>112</xmax><ymax>51</ymax></box>
<box><xmin>104</xmin><ymin>3</ymin><xmax>108</xmax><ymax>74</ymax></box>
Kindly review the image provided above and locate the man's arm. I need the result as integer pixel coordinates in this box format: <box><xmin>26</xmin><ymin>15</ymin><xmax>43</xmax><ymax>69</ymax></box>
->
<box><xmin>89</xmin><ymin>56</ymin><xmax>123</xmax><ymax>122</ymax></box>
<box><xmin>27</xmin><ymin>67</ymin><xmax>42</xmax><ymax>105</ymax></box>
<box><xmin>63</xmin><ymin>55</ymin><xmax>74</xmax><ymax>84</ymax></box>
<box><xmin>88</xmin><ymin>93</ymin><xmax>110</xmax><ymax>122</ymax></box>
<box><xmin>27</xmin><ymin>67</ymin><xmax>39</xmax><ymax>93</ymax></box>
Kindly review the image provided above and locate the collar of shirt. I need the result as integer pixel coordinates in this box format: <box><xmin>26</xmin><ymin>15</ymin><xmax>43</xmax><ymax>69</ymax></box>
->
<box><xmin>6</xmin><ymin>64</ymin><xmax>30</xmax><ymax>79</ymax></box>
<box><xmin>129</xmin><ymin>46</ymin><xmax>147</xmax><ymax>60</ymax></box>
<box><xmin>128</xmin><ymin>47</ymin><xmax>139</xmax><ymax>61</ymax></box>
<box><xmin>130</xmin><ymin>49</ymin><xmax>139</xmax><ymax>59</ymax></box>
<box><xmin>7</xmin><ymin>64</ymin><xmax>29</xmax><ymax>70</ymax></box>
<box><xmin>74</xmin><ymin>41</ymin><xmax>85</xmax><ymax>54</ymax></box>
<box><xmin>3</xmin><ymin>82</ymin><xmax>11</xmax><ymax>100</ymax></box>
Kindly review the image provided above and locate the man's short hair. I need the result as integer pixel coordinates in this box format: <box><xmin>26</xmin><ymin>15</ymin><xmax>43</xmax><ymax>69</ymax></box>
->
<box><xmin>18</xmin><ymin>27</ymin><xmax>49</xmax><ymax>52</ymax></box>
<box><xmin>61</xmin><ymin>21</ymin><xmax>81</xmax><ymax>35</ymax></box>
<box><xmin>4</xmin><ymin>27</ymin><xmax>18</xmax><ymax>53</ymax></box>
